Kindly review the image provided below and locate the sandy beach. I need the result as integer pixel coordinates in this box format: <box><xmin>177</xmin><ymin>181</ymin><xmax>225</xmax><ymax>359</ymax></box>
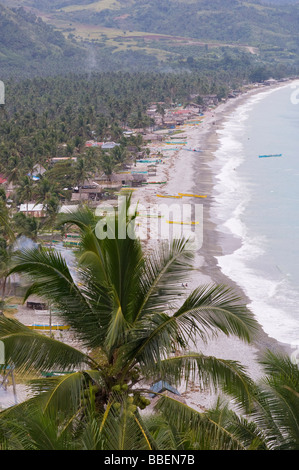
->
<box><xmin>130</xmin><ymin>83</ymin><xmax>294</xmax><ymax>410</ymax></box>
<box><xmin>1</xmin><ymin>82</ymin><xmax>294</xmax><ymax>411</ymax></box>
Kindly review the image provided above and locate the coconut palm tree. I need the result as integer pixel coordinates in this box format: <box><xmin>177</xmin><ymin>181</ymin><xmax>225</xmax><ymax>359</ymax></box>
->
<box><xmin>34</xmin><ymin>177</ymin><xmax>60</xmax><ymax>207</ymax></box>
<box><xmin>148</xmin><ymin>396</ymin><xmax>267</xmax><ymax>451</ymax></box>
<box><xmin>100</xmin><ymin>152</ymin><xmax>114</xmax><ymax>181</ymax></box>
<box><xmin>16</xmin><ymin>175</ymin><xmax>36</xmax><ymax>215</ymax></box>
<box><xmin>0</xmin><ymin>198</ymin><xmax>259</xmax><ymax>448</ymax></box>
<box><xmin>249</xmin><ymin>351</ymin><xmax>299</xmax><ymax>450</ymax></box>
<box><xmin>0</xmin><ymin>194</ymin><xmax>15</xmax><ymax>307</ymax></box>
<box><xmin>151</xmin><ymin>351</ymin><xmax>299</xmax><ymax>451</ymax></box>
<box><xmin>74</xmin><ymin>156</ymin><xmax>91</xmax><ymax>201</ymax></box>
<box><xmin>0</xmin><ymin>391</ymin><xmax>266</xmax><ymax>451</ymax></box>
<box><xmin>1</xmin><ymin>353</ymin><xmax>297</xmax><ymax>450</ymax></box>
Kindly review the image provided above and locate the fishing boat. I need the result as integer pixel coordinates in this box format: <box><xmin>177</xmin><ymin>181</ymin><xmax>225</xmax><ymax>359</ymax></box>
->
<box><xmin>65</xmin><ymin>233</ymin><xmax>80</xmax><ymax>239</ymax></box>
<box><xmin>259</xmin><ymin>154</ymin><xmax>282</xmax><ymax>158</ymax></box>
<box><xmin>157</xmin><ymin>194</ymin><xmax>182</xmax><ymax>199</ymax></box>
<box><xmin>136</xmin><ymin>160</ymin><xmax>162</xmax><ymax>164</ymax></box>
<box><xmin>41</xmin><ymin>371</ymin><xmax>74</xmax><ymax>377</ymax></box>
<box><xmin>165</xmin><ymin>142</ymin><xmax>187</xmax><ymax>145</ymax></box>
<box><xmin>27</xmin><ymin>324</ymin><xmax>70</xmax><ymax>331</ymax></box>
<box><xmin>142</xmin><ymin>181</ymin><xmax>167</xmax><ymax>185</ymax></box>
<box><xmin>63</xmin><ymin>240</ymin><xmax>80</xmax><ymax>247</ymax></box>
<box><xmin>166</xmin><ymin>220</ymin><xmax>199</xmax><ymax>225</ymax></box>
<box><xmin>120</xmin><ymin>187</ymin><xmax>138</xmax><ymax>191</ymax></box>
<box><xmin>178</xmin><ymin>193</ymin><xmax>207</xmax><ymax>198</ymax></box>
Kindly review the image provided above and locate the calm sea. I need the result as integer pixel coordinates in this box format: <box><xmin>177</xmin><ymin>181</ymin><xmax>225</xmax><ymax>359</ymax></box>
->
<box><xmin>212</xmin><ymin>82</ymin><xmax>299</xmax><ymax>347</ymax></box>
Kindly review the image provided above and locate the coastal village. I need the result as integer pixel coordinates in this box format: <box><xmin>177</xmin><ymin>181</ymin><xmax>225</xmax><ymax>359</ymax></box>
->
<box><xmin>0</xmin><ymin>78</ymin><xmax>288</xmax><ymax>216</ymax></box>
<box><xmin>0</xmin><ymin>77</ymin><xmax>292</xmax><ymax>409</ymax></box>
<box><xmin>1</xmin><ymin>0</ymin><xmax>299</xmax><ymax>448</ymax></box>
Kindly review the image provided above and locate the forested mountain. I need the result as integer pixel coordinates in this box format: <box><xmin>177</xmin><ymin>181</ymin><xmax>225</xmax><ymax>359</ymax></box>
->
<box><xmin>9</xmin><ymin>0</ymin><xmax>299</xmax><ymax>45</ymax></box>
<box><xmin>56</xmin><ymin>0</ymin><xmax>299</xmax><ymax>48</ymax></box>
<box><xmin>0</xmin><ymin>0</ymin><xmax>298</xmax><ymax>78</ymax></box>
<box><xmin>0</xmin><ymin>4</ymin><xmax>85</xmax><ymax>78</ymax></box>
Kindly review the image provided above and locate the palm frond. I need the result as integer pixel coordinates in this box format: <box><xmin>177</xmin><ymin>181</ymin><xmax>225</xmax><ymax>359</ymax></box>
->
<box><xmin>56</xmin><ymin>206</ymin><xmax>99</xmax><ymax>232</ymax></box>
<box><xmin>0</xmin><ymin>406</ymin><xmax>76</xmax><ymax>450</ymax></box>
<box><xmin>132</xmin><ymin>237</ymin><xmax>194</xmax><ymax>323</ymax></box>
<box><xmin>7</xmin><ymin>248</ymin><xmax>110</xmax><ymax>348</ymax></box>
<box><xmin>142</xmin><ymin>352</ymin><xmax>255</xmax><ymax>412</ymax></box>
<box><xmin>0</xmin><ymin>316</ymin><xmax>90</xmax><ymax>374</ymax></box>
<box><xmin>251</xmin><ymin>351</ymin><xmax>299</xmax><ymax>450</ymax></box>
<box><xmin>143</xmin><ymin>414</ymin><xmax>181</xmax><ymax>450</ymax></box>
<box><xmin>99</xmin><ymin>401</ymin><xmax>154</xmax><ymax>450</ymax></box>
<box><xmin>153</xmin><ymin>394</ymin><xmax>261</xmax><ymax>450</ymax></box>
<box><xmin>122</xmin><ymin>284</ymin><xmax>258</xmax><ymax>373</ymax></box>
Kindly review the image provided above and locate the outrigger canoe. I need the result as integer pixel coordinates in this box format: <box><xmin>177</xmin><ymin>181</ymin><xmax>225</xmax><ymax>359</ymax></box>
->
<box><xmin>165</xmin><ymin>142</ymin><xmax>187</xmax><ymax>145</ymax></box>
<box><xmin>166</xmin><ymin>220</ymin><xmax>199</xmax><ymax>225</ymax></box>
<box><xmin>178</xmin><ymin>193</ymin><xmax>207</xmax><ymax>198</ymax></box>
<box><xmin>157</xmin><ymin>194</ymin><xmax>182</xmax><ymax>199</ymax></box>
<box><xmin>142</xmin><ymin>181</ymin><xmax>167</xmax><ymax>185</ymax></box>
<box><xmin>27</xmin><ymin>324</ymin><xmax>70</xmax><ymax>331</ymax></box>
<box><xmin>136</xmin><ymin>159</ymin><xmax>162</xmax><ymax>163</ymax></box>
<box><xmin>63</xmin><ymin>240</ymin><xmax>80</xmax><ymax>247</ymax></box>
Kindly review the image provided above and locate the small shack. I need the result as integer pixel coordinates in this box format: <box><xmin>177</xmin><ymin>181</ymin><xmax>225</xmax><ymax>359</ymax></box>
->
<box><xmin>26</xmin><ymin>301</ymin><xmax>48</xmax><ymax>310</ymax></box>
<box><xmin>19</xmin><ymin>204</ymin><xmax>46</xmax><ymax>218</ymax></box>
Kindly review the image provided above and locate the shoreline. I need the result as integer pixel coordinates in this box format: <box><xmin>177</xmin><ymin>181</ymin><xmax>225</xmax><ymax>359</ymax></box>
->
<box><xmin>131</xmin><ymin>82</ymin><xmax>294</xmax><ymax>399</ymax></box>
<box><xmin>3</xmin><ymin>82</ymin><xmax>294</xmax><ymax>411</ymax></box>
<box><xmin>194</xmin><ymin>85</ymin><xmax>294</xmax><ymax>354</ymax></box>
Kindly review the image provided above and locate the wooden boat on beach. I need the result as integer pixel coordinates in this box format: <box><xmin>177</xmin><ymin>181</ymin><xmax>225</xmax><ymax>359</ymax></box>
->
<box><xmin>27</xmin><ymin>324</ymin><xmax>70</xmax><ymax>331</ymax></box>
<box><xmin>165</xmin><ymin>142</ymin><xmax>187</xmax><ymax>145</ymax></box>
<box><xmin>166</xmin><ymin>220</ymin><xmax>199</xmax><ymax>225</ymax></box>
<box><xmin>142</xmin><ymin>181</ymin><xmax>167</xmax><ymax>185</ymax></box>
<box><xmin>63</xmin><ymin>240</ymin><xmax>80</xmax><ymax>247</ymax></box>
<box><xmin>136</xmin><ymin>159</ymin><xmax>162</xmax><ymax>163</ymax></box>
<box><xmin>178</xmin><ymin>193</ymin><xmax>207</xmax><ymax>198</ymax></box>
<box><xmin>169</xmin><ymin>135</ymin><xmax>187</xmax><ymax>139</ymax></box>
<box><xmin>157</xmin><ymin>194</ymin><xmax>182</xmax><ymax>199</ymax></box>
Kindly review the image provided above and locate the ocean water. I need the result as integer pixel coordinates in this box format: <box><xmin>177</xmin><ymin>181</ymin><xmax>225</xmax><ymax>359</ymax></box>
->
<box><xmin>211</xmin><ymin>82</ymin><xmax>299</xmax><ymax>348</ymax></box>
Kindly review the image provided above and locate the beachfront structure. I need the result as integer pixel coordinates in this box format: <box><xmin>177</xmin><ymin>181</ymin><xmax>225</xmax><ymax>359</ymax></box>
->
<box><xmin>32</xmin><ymin>164</ymin><xmax>46</xmax><ymax>176</ymax></box>
<box><xmin>19</xmin><ymin>203</ymin><xmax>46</xmax><ymax>218</ymax></box>
<box><xmin>71</xmin><ymin>187</ymin><xmax>107</xmax><ymax>203</ymax></box>
<box><xmin>0</xmin><ymin>174</ymin><xmax>7</xmax><ymax>186</ymax></box>
<box><xmin>51</xmin><ymin>157</ymin><xmax>77</xmax><ymax>164</ymax></box>
<box><xmin>142</xmin><ymin>134</ymin><xmax>163</xmax><ymax>142</ymax></box>
<box><xmin>58</xmin><ymin>205</ymin><xmax>79</xmax><ymax>214</ymax></box>
<box><xmin>85</xmin><ymin>140</ymin><xmax>103</xmax><ymax>148</ymax></box>
<box><xmin>102</xmin><ymin>142</ymin><xmax>121</xmax><ymax>150</ymax></box>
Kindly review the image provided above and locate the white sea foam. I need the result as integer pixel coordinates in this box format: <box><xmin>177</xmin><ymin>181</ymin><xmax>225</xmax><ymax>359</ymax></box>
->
<box><xmin>211</xmin><ymin>87</ymin><xmax>299</xmax><ymax>347</ymax></box>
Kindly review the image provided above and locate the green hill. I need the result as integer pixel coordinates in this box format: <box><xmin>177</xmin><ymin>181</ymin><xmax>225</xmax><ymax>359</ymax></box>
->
<box><xmin>51</xmin><ymin>0</ymin><xmax>299</xmax><ymax>47</ymax></box>
<box><xmin>0</xmin><ymin>4</ymin><xmax>86</xmax><ymax>77</ymax></box>
<box><xmin>0</xmin><ymin>0</ymin><xmax>298</xmax><ymax>78</ymax></box>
